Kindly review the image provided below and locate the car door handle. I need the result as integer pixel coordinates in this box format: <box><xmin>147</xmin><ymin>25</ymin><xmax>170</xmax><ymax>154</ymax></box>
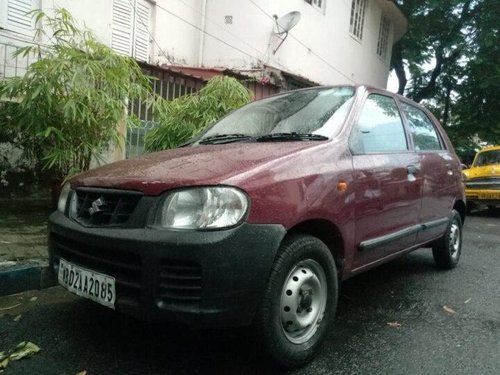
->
<box><xmin>446</xmin><ymin>163</ymin><xmax>453</xmax><ymax>176</ymax></box>
<box><xmin>407</xmin><ymin>165</ymin><xmax>418</xmax><ymax>175</ymax></box>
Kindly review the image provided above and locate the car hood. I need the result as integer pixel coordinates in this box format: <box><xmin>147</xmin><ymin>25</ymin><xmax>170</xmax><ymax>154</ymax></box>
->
<box><xmin>463</xmin><ymin>164</ymin><xmax>500</xmax><ymax>179</ymax></box>
<box><xmin>71</xmin><ymin>142</ymin><xmax>322</xmax><ymax>195</ymax></box>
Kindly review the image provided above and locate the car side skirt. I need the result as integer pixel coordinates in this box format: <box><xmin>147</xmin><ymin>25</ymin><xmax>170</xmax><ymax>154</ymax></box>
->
<box><xmin>358</xmin><ymin>217</ymin><xmax>449</xmax><ymax>252</ymax></box>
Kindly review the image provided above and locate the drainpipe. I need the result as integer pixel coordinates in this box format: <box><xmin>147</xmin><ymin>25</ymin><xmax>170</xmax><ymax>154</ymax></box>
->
<box><xmin>198</xmin><ymin>0</ymin><xmax>207</xmax><ymax>67</ymax></box>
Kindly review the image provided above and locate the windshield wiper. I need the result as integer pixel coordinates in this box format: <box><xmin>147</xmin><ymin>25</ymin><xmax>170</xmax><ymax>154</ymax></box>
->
<box><xmin>198</xmin><ymin>134</ymin><xmax>254</xmax><ymax>145</ymax></box>
<box><xmin>256</xmin><ymin>133</ymin><xmax>329</xmax><ymax>142</ymax></box>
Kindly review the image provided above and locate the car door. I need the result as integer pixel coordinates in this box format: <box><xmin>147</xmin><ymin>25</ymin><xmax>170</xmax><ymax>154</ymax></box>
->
<box><xmin>399</xmin><ymin>101</ymin><xmax>460</xmax><ymax>244</ymax></box>
<box><xmin>349</xmin><ymin>93</ymin><xmax>423</xmax><ymax>271</ymax></box>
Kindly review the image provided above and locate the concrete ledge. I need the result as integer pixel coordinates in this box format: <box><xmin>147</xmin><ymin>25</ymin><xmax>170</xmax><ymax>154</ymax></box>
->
<box><xmin>0</xmin><ymin>262</ymin><xmax>57</xmax><ymax>296</ymax></box>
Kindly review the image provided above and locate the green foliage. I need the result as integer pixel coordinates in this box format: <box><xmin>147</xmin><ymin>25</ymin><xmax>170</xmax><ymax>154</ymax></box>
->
<box><xmin>0</xmin><ymin>8</ymin><xmax>153</xmax><ymax>180</ymax></box>
<box><xmin>393</xmin><ymin>0</ymin><xmax>499</xmax><ymax>146</ymax></box>
<box><xmin>452</xmin><ymin>0</ymin><xmax>500</xmax><ymax>145</ymax></box>
<box><xmin>145</xmin><ymin>76</ymin><xmax>252</xmax><ymax>151</ymax></box>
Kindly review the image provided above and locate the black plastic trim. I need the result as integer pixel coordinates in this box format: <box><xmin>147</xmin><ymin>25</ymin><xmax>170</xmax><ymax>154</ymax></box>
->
<box><xmin>359</xmin><ymin>217</ymin><xmax>449</xmax><ymax>251</ymax></box>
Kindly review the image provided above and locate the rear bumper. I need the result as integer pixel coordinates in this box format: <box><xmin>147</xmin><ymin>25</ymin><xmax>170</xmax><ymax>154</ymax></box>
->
<box><xmin>48</xmin><ymin>211</ymin><xmax>285</xmax><ymax>327</ymax></box>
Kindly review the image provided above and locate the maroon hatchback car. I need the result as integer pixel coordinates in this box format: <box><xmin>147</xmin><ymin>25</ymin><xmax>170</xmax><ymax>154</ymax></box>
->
<box><xmin>49</xmin><ymin>85</ymin><xmax>466</xmax><ymax>368</ymax></box>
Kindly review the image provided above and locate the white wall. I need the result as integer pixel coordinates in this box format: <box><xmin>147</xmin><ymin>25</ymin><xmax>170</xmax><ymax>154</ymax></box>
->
<box><xmin>1</xmin><ymin>0</ymin><xmax>404</xmax><ymax>88</ymax></box>
<box><xmin>199</xmin><ymin>0</ymin><xmax>400</xmax><ymax>87</ymax></box>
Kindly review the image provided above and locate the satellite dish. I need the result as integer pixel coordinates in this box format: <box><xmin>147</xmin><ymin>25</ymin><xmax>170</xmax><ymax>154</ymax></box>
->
<box><xmin>271</xmin><ymin>11</ymin><xmax>301</xmax><ymax>54</ymax></box>
<box><xmin>273</xmin><ymin>11</ymin><xmax>302</xmax><ymax>35</ymax></box>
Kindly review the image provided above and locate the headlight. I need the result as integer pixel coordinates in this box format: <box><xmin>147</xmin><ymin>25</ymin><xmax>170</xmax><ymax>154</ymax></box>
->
<box><xmin>157</xmin><ymin>187</ymin><xmax>249</xmax><ymax>229</ymax></box>
<box><xmin>57</xmin><ymin>182</ymin><xmax>71</xmax><ymax>213</ymax></box>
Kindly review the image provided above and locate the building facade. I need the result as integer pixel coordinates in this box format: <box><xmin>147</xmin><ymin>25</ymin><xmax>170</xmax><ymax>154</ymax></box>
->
<box><xmin>1</xmin><ymin>0</ymin><xmax>407</xmax><ymax>88</ymax></box>
<box><xmin>1</xmin><ymin>0</ymin><xmax>407</xmax><ymax>162</ymax></box>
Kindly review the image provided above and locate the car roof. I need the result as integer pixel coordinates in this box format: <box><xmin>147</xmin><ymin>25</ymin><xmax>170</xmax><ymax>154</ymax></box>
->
<box><xmin>478</xmin><ymin>145</ymin><xmax>500</xmax><ymax>153</ymax></box>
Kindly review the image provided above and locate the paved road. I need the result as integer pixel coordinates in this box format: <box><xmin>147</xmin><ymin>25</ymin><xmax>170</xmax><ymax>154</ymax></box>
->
<box><xmin>1</xmin><ymin>209</ymin><xmax>499</xmax><ymax>374</ymax></box>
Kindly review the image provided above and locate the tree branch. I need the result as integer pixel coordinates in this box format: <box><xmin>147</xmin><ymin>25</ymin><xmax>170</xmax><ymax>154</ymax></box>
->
<box><xmin>391</xmin><ymin>43</ymin><xmax>407</xmax><ymax>95</ymax></box>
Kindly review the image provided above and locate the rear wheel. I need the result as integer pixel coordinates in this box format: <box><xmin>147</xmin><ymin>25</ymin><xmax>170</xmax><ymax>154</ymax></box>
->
<box><xmin>254</xmin><ymin>234</ymin><xmax>338</xmax><ymax>369</ymax></box>
<box><xmin>432</xmin><ymin>210</ymin><xmax>462</xmax><ymax>269</ymax></box>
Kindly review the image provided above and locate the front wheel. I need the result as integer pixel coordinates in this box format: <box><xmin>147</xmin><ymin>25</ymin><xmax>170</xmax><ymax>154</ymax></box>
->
<box><xmin>432</xmin><ymin>210</ymin><xmax>463</xmax><ymax>269</ymax></box>
<box><xmin>254</xmin><ymin>234</ymin><xmax>338</xmax><ymax>369</ymax></box>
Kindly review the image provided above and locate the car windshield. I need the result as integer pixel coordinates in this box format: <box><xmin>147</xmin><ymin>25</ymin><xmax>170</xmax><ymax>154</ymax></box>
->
<box><xmin>195</xmin><ymin>86</ymin><xmax>355</xmax><ymax>144</ymax></box>
<box><xmin>473</xmin><ymin>149</ymin><xmax>500</xmax><ymax>167</ymax></box>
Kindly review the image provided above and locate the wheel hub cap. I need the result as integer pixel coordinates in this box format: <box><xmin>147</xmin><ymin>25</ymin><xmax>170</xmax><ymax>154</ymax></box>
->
<box><xmin>280</xmin><ymin>259</ymin><xmax>327</xmax><ymax>344</ymax></box>
<box><xmin>449</xmin><ymin>223</ymin><xmax>460</xmax><ymax>259</ymax></box>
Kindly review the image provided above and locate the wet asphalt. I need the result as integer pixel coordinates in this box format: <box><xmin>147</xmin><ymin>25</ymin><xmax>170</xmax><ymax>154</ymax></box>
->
<box><xmin>0</xmin><ymin>208</ymin><xmax>499</xmax><ymax>375</ymax></box>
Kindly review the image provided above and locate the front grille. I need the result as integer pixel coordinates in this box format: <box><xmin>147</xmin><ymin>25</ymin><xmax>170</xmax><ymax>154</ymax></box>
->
<box><xmin>71</xmin><ymin>188</ymin><xmax>142</xmax><ymax>227</ymax></box>
<box><xmin>158</xmin><ymin>260</ymin><xmax>202</xmax><ymax>307</ymax></box>
<box><xmin>51</xmin><ymin>233</ymin><xmax>142</xmax><ymax>301</ymax></box>
<box><xmin>466</xmin><ymin>177</ymin><xmax>500</xmax><ymax>190</ymax></box>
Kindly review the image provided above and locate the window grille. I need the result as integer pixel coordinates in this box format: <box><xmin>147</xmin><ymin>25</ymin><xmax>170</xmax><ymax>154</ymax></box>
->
<box><xmin>349</xmin><ymin>0</ymin><xmax>366</xmax><ymax>40</ymax></box>
<box><xmin>304</xmin><ymin>0</ymin><xmax>325</xmax><ymax>12</ymax></box>
<box><xmin>377</xmin><ymin>14</ymin><xmax>390</xmax><ymax>58</ymax></box>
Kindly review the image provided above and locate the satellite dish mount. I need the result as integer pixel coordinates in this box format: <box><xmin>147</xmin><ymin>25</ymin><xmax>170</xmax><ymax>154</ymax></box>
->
<box><xmin>272</xmin><ymin>11</ymin><xmax>301</xmax><ymax>54</ymax></box>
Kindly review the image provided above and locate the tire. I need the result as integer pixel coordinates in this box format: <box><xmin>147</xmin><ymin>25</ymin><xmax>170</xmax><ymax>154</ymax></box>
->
<box><xmin>254</xmin><ymin>234</ymin><xmax>338</xmax><ymax>369</ymax></box>
<box><xmin>432</xmin><ymin>210</ymin><xmax>462</xmax><ymax>269</ymax></box>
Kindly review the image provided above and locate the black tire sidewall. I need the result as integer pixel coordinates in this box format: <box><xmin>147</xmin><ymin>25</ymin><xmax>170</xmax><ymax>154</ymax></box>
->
<box><xmin>433</xmin><ymin>210</ymin><xmax>462</xmax><ymax>269</ymax></box>
<box><xmin>258</xmin><ymin>234</ymin><xmax>338</xmax><ymax>368</ymax></box>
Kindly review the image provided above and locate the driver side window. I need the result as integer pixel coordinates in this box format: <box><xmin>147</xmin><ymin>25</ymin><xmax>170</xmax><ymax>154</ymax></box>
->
<box><xmin>349</xmin><ymin>94</ymin><xmax>408</xmax><ymax>154</ymax></box>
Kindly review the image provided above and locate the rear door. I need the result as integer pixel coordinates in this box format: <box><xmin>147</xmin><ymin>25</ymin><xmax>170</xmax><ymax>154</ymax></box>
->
<box><xmin>399</xmin><ymin>101</ymin><xmax>459</xmax><ymax>244</ymax></box>
<box><xmin>349</xmin><ymin>93</ymin><xmax>423</xmax><ymax>271</ymax></box>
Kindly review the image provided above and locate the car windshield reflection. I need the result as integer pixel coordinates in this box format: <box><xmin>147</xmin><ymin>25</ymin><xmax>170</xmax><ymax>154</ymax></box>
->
<box><xmin>195</xmin><ymin>86</ymin><xmax>355</xmax><ymax>144</ymax></box>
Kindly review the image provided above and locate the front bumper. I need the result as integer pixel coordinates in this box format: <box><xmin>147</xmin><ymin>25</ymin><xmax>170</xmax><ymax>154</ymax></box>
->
<box><xmin>48</xmin><ymin>211</ymin><xmax>285</xmax><ymax>327</ymax></box>
<box><xmin>465</xmin><ymin>189</ymin><xmax>500</xmax><ymax>206</ymax></box>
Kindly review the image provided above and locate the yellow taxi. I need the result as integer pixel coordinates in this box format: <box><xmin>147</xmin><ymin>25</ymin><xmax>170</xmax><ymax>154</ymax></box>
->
<box><xmin>463</xmin><ymin>145</ymin><xmax>500</xmax><ymax>210</ymax></box>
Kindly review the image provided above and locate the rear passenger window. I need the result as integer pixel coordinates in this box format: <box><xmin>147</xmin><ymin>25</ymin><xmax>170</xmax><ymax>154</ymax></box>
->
<box><xmin>350</xmin><ymin>94</ymin><xmax>408</xmax><ymax>154</ymax></box>
<box><xmin>401</xmin><ymin>103</ymin><xmax>443</xmax><ymax>151</ymax></box>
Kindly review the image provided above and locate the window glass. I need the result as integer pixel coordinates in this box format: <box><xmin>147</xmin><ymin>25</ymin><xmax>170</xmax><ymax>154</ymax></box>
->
<box><xmin>473</xmin><ymin>150</ymin><xmax>500</xmax><ymax>167</ymax></box>
<box><xmin>401</xmin><ymin>103</ymin><xmax>442</xmax><ymax>151</ymax></box>
<box><xmin>350</xmin><ymin>94</ymin><xmax>408</xmax><ymax>154</ymax></box>
<box><xmin>198</xmin><ymin>87</ymin><xmax>355</xmax><ymax>140</ymax></box>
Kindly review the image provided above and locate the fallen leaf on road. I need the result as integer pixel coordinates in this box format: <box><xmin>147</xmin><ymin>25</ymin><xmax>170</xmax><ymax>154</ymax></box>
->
<box><xmin>386</xmin><ymin>322</ymin><xmax>402</xmax><ymax>328</ymax></box>
<box><xmin>443</xmin><ymin>305</ymin><xmax>456</xmax><ymax>314</ymax></box>
<box><xmin>0</xmin><ymin>304</ymin><xmax>21</xmax><ymax>311</ymax></box>
<box><xmin>0</xmin><ymin>352</ymin><xmax>9</xmax><ymax>370</ymax></box>
<box><xmin>9</xmin><ymin>341</ymin><xmax>41</xmax><ymax>361</ymax></box>
<box><xmin>0</xmin><ymin>358</ymin><xmax>9</xmax><ymax>371</ymax></box>
<box><xmin>464</xmin><ymin>298</ymin><xmax>472</xmax><ymax>304</ymax></box>
<box><xmin>0</xmin><ymin>342</ymin><xmax>41</xmax><ymax>370</ymax></box>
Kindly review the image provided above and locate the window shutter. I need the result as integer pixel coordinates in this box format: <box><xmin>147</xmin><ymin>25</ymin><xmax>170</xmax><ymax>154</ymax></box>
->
<box><xmin>1</xmin><ymin>0</ymin><xmax>39</xmax><ymax>36</ymax></box>
<box><xmin>7</xmin><ymin>0</ymin><xmax>32</xmax><ymax>29</ymax></box>
<box><xmin>133</xmin><ymin>0</ymin><xmax>152</xmax><ymax>62</ymax></box>
<box><xmin>111</xmin><ymin>0</ymin><xmax>133</xmax><ymax>57</ymax></box>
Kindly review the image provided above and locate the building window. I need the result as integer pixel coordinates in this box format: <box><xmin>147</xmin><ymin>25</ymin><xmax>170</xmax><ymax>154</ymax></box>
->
<box><xmin>349</xmin><ymin>0</ymin><xmax>366</xmax><ymax>40</ymax></box>
<box><xmin>377</xmin><ymin>14</ymin><xmax>390</xmax><ymax>59</ymax></box>
<box><xmin>304</xmin><ymin>0</ymin><xmax>325</xmax><ymax>12</ymax></box>
<box><xmin>0</xmin><ymin>0</ymin><xmax>40</xmax><ymax>36</ymax></box>
<box><xmin>111</xmin><ymin>0</ymin><xmax>153</xmax><ymax>63</ymax></box>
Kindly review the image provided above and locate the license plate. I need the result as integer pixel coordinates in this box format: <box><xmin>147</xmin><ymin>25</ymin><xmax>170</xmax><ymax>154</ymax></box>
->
<box><xmin>478</xmin><ymin>193</ymin><xmax>500</xmax><ymax>200</ymax></box>
<box><xmin>58</xmin><ymin>258</ymin><xmax>116</xmax><ymax>309</ymax></box>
